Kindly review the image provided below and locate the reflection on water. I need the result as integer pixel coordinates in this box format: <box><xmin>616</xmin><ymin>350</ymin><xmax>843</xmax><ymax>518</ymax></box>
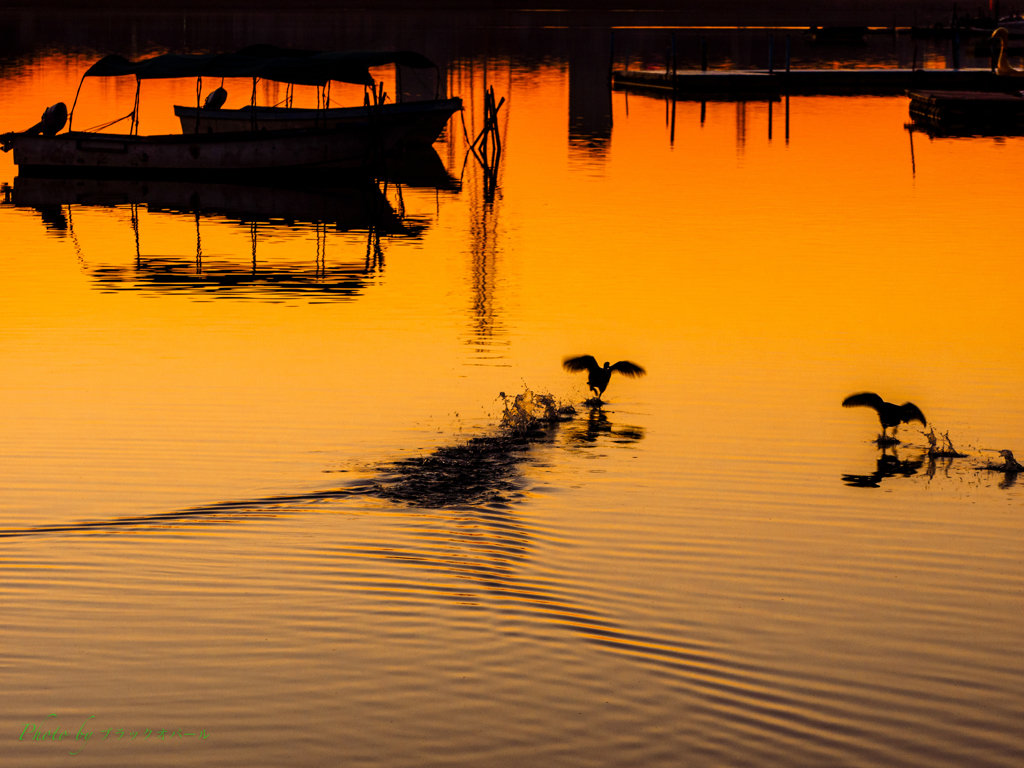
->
<box><xmin>565</xmin><ymin>406</ymin><xmax>645</xmax><ymax>446</ymax></box>
<box><xmin>3</xmin><ymin>22</ymin><xmax>1024</xmax><ymax>768</ymax></box>
<box><xmin>842</xmin><ymin>446</ymin><xmax>924</xmax><ymax>488</ymax></box>
<box><xmin>8</xmin><ymin>149</ymin><xmax>466</xmax><ymax>301</ymax></box>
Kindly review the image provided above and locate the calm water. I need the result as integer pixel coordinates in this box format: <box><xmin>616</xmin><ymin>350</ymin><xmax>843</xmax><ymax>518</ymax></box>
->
<box><xmin>2</xmin><ymin>13</ymin><xmax>1023</xmax><ymax>768</ymax></box>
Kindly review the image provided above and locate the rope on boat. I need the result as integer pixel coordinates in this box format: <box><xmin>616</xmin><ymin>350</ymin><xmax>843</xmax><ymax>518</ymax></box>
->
<box><xmin>79</xmin><ymin>111</ymin><xmax>136</xmax><ymax>133</ymax></box>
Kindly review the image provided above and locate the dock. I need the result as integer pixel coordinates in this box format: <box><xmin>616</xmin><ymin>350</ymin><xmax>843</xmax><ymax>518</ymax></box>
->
<box><xmin>613</xmin><ymin>68</ymin><xmax>1010</xmax><ymax>100</ymax></box>
<box><xmin>908</xmin><ymin>90</ymin><xmax>1024</xmax><ymax>131</ymax></box>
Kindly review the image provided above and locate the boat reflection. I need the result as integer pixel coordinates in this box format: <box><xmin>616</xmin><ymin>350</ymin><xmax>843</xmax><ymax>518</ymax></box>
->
<box><xmin>842</xmin><ymin>447</ymin><xmax>924</xmax><ymax>488</ymax></box>
<box><xmin>11</xmin><ymin>150</ymin><xmax>458</xmax><ymax>301</ymax></box>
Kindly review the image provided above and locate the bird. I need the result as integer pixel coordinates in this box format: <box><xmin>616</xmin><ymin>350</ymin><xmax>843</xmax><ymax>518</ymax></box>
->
<box><xmin>998</xmin><ymin>449</ymin><xmax>1023</xmax><ymax>471</ymax></box>
<box><xmin>842</xmin><ymin>392</ymin><xmax>927</xmax><ymax>440</ymax></box>
<box><xmin>203</xmin><ymin>87</ymin><xmax>228</xmax><ymax>110</ymax></box>
<box><xmin>563</xmin><ymin>355</ymin><xmax>646</xmax><ymax>400</ymax></box>
<box><xmin>991</xmin><ymin>28</ymin><xmax>1024</xmax><ymax>77</ymax></box>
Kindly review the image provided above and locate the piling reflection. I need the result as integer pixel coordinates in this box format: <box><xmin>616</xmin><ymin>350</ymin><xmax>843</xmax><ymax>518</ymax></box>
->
<box><xmin>568</xmin><ymin>27</ymin><xmax>612</xmax><ymax>160</ymax></box>
<box><xmin>453</xmin><ymin>60</ymin><xmax>510</xmax><ymax>363</ymax></box>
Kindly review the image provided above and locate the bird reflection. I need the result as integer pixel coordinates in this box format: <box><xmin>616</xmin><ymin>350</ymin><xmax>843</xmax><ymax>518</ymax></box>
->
<box><xmin>842</xmin><ymin>446</ymin><xmax>923</xmax><ymax>488</ymax></box>
<box><xmin>981</xmin><ymin>449</ymin><xmax>1023</xmax><ymax>489</ymax></box>
<box><xmin>842</xmin><ymin>391</ymin><xmax>926</xmax><ymax>445</ymax></box>
<box><xmin>563</xmin><ymin>355</ymin><xmax>646</xmax><ymax>402</ymax></box>
<box><xmin>565</xmin><ymin>405</ymin><xmax>645</xmax><ymax>446</ymax></box>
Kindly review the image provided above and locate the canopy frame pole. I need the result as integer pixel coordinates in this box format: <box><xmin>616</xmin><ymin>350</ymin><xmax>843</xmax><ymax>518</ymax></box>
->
<box><xmin>67</xmin><ymin>72</ymin><xmax>88</xmax><ymax>132</ymax></box>
<box><xmin>195</xmin><ymin>76</ymin><xmax>202</xmax><ymax>134</ymax></box>
<box><xmin>131</xmin><ymin>77</ymin><xmax>141</xmax><ymax>135</ymax></box>
<box><xmin>251</xmin><ymin>77</ymin><xmax>258</xmax><ymax>131</ymax></box>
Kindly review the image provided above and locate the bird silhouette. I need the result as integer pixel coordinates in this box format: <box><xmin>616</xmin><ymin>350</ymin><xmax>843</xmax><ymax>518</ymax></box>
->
<box><xmin>992</xmin><ymin>28</ymin><xmax>1024</xmax><ymax>77</ymax></box>
<box><xmin>203</xmin><ymin>87</ymin><xmax>228</xmax><ymax>110</ymax></box>
<box><xmin>997</xmin><ymin>449</ymin><xmax>1023</xmax><ymax>471</ymax></box>
<box><xmin>563</xmin><ymin>355</ymin><xmax>645</xmax><ymax>400</ymax></box>
<box><xmin>842</xmin><ymin>392</ymin><xmax>926</xmax><ymax>441</ymax></box>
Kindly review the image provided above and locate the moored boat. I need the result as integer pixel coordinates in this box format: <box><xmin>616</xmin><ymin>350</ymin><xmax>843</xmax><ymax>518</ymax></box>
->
<box><xmin>4</xmin><ymin>123</ymin><xmax>408</xmax><ymax>177</ymax></box>
<box><xmin>175</xmin><ymin>98</ymin><xmax>462</xmax><ymax>146</ymax></box>
<box><xmin>1</xmin><ymin>47</ymin><xmax>460</xmax><ymax>177</ymax></box>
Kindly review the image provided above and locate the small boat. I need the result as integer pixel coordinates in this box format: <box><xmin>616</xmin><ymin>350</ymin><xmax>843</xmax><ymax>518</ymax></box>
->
<box><xmin>175</xmin><ymin>98</ymin><xmax>463</xmax><ymax>146</ymax></box>
<box><xmin>907</xmin><ymin>89</ymin><xmax>1024</xmax><ymax>133</ymax></box>
<box><xmin>1</xmin><ymin>47</ymin><xmax>460</xmax><ymax>178</ymax></box>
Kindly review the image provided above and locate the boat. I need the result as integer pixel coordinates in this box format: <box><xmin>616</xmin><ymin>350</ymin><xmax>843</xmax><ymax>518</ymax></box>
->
<box><xmin>907</xmin><ymin>89</ymin><xmax>1024</xmax><ymax>133</ymax></box>
<box><xmin>1</xmin><ymin>47</ymin><xmax>461</xmax><ymax>178</ymax></box>
<box><xmin>175</xmin><ymin>98</ymin><xmax>463</xmax><ymax>146</ymax></box>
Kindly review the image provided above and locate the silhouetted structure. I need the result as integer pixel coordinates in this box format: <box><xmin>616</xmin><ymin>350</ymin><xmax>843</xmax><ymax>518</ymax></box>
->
<box><xmin>842</xmin><ymin>391</ymin><xmax>926</xmax><ymax>440</ymax></box>
<box><xmin>563</xmin><ymin>355</ymin><xmax>645</xmax><ymax>400</ymax></box>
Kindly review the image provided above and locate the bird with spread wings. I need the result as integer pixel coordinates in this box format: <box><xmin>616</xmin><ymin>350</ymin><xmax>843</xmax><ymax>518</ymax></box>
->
<box><xmin>842</xmin><ymin>392</ymin><xmax>927</xmax><ymax>441</ymax></box>
<box><xmin>563</xmin><ymin>355</ymin><xmax>646</xmax><ymax>401</ymax></box>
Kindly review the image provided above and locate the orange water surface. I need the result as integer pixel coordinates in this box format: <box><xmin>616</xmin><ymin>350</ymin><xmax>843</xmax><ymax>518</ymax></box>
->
<box><xmin>1</xmin><ymin>33</ymin><xmax>1022</xmax><ymax>768</ymax></box>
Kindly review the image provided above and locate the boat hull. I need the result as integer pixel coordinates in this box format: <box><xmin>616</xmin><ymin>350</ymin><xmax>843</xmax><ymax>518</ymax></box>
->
<box><xmin>175</xmin><ymin>98</ymin><xmax>462</xmax><ymax>146</ymax></box>
<box><xmin>7</xmin><ymin>122</ymin><xmax>408</xmax><ymax>176</ymax></box>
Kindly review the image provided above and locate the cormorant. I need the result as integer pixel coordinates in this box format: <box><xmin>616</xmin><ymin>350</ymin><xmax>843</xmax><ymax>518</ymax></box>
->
<box><xmin>842</xmin><ymin>392</ymin><xmax>927</xmax><ymax>440</ymax></box>
<box><xmin>203</xmin><ymin>87</ymin><xmax>228</xmax><ymax>110</ymax></box>
<box><xmin>563</xmin><ymin>355</ymin><xmax>645</xmax><ymax>400</ymax></box>
<box><xmin>997</xmin><ymin>450</ymin><xmax>1023</xmax><ymax>471</ymax></box>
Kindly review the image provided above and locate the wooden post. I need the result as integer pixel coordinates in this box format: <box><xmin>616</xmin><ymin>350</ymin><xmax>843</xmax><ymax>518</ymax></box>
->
<box><xmin>701</xmin><ymin>36</ymin><xmax>707</xmax><ymax>72</ymax></box>
<box><xmin>671</xmin><ymin>32</ymin><xmax>677</xmax><ymax>96</ymax></box>
<box><xmin>953</xmin><ymin>26</ymin><xmax>960</xmax><ymax>71</ymax></box>
<box><xmin>768</xmin><ymin>33</ymin><xmax>774</xmax><ymax>74</ymax></box>
<box><xmin>785</xmin><ymin>93</ymin><xmax>789</xmax><ymax>143</ymax></box>
<box><xmin>608</xmin><ymin>30</ymin><xmax>615</xmax><ymax>84</ymax></box>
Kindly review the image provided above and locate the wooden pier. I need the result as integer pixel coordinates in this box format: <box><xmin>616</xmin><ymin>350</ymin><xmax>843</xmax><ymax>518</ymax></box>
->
<box><xmin>613</xmin><ymin>68</ymin><xmax>1010</xmax><ymax>100</ymax></box>
<box><xmin>908</xmin><ymin>90</ymin><xmax>1024</xmax><ymax>131</ymax></box>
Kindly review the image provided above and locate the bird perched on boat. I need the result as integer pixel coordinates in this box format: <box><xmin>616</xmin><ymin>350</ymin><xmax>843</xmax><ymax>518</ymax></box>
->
<box><xmin>991</xmin><ymin>28</ymin><xmax>1024</xmax><ymax>77</ymax></box>
<box><xmin>842</xmin><ymin>392</ymin><xmax>927</xmax><ymax>440</ymax></box>
<box><xmin>563</xmin><ymin>355</ymin><xmax>646</xmax><ymax>400</ymax></box>
<box><xmin>203</xmin><ymin>87</ymin><xmax>228</xmax><ymax>110</ymax></box>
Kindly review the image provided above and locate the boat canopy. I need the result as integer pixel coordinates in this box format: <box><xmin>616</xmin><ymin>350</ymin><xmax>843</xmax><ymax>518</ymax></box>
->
<box><xmin>81</xmin><ymin>47</ymin><xmax>437</xmax><ymax>87</ymax></box>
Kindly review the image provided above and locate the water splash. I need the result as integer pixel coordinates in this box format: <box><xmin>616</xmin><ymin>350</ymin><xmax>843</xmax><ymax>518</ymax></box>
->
<box><xmin>373</xmin><ymin>388</ymin><xmax>576</xmax><ymax>508</ymax></box>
